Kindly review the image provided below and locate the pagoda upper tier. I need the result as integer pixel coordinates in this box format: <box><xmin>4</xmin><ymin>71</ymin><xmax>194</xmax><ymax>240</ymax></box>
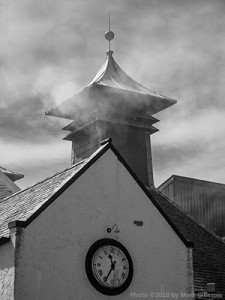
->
<box><xmin>46</xmin><ymin>50</ymin><xmax>177</xmax><ymax>121</ymax></box>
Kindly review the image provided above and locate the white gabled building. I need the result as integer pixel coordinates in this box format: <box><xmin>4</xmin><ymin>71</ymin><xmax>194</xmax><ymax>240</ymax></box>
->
<box><xmin>0</xmin><ymin>140</ymin><xmax>197</xmax><ymax>299</ymax></box>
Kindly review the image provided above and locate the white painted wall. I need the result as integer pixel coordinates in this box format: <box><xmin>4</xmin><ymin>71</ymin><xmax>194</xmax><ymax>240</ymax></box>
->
<box><xmin>0</xmin><ymin>241</ymin><xmax>15</xmax><ymax>300</ymax></box>
<box><xmin>15</xmin><ymin>149</ymin><xmax>194</xmax><ymax>299</ymax></box>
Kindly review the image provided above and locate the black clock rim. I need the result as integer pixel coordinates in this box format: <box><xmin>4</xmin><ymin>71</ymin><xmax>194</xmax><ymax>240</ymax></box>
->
<box><xmin>85</xmin><ymin>238</ymin><xmax>133</xmax><ymax>296</ymax></box>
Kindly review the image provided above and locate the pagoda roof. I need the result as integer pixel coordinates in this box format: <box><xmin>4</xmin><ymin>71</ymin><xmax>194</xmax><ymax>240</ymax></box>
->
<box><xmin>46</xmin><ymin>51</ymin><xmax>177</xmax><ymax>120</ymax></box>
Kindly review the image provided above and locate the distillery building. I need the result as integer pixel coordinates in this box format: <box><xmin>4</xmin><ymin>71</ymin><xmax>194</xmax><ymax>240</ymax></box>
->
<box><xmin>0</xmin><ymin>30</ymin><xmax>225</xmax><ymax>299</ymax></box>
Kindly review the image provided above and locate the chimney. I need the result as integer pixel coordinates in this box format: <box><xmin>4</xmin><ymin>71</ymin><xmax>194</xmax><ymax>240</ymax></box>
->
<box><xmin>63</xmin><ymin>111</ymin><xmax>158</xmax><ymax>187</ymax></box>
<box><xmin>46</xmin><ymin>33</ymin><xmax>176</xmax><ymax>187</ymax></box>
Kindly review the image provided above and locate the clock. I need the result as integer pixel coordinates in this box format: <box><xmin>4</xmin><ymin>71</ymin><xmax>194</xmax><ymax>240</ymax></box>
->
<box><xmin>85</xmin><ymin>238</ymin><xmax>133</xmax><ymax>295</ymax></box>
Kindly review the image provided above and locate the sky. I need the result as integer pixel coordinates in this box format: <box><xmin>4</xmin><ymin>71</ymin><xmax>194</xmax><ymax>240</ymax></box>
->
<box><xmin>0</xmin><ymin>0</ymin><xmax>225</xmax><ymax>189</ymax></box>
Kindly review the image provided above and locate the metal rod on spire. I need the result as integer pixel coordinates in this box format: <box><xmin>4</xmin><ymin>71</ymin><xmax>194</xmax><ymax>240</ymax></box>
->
<box><xmin>109</xmin><ymin>12</ymin><xmax>111</xmax><ymax>50</ymax></box>
<box><xmin>105</xmin><ymin>12</ymin><xmax>114</xmax><ymax>54</ymax></box>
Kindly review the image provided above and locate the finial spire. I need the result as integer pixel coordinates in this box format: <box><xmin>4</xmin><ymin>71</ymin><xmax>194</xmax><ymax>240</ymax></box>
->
<box><xmin>105</xmin><ymin>12</ymin><xmax>114</xmax><ymax>53</ymax></box>
<box><xmin>109</xmin><ymin>12</ymin><xmax>111</xmax><ymax>31</ymax></box>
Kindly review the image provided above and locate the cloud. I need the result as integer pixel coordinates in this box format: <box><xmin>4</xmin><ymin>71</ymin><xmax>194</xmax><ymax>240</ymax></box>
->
<box><xmin>1</xmin><ymin>0</ymin><xmax>225</xmax><ymax>189</ymax></box>
<box><xmin>0</xmin><ymin>138</ymin><xmax>71</xmax><ymax>189</ymax></box>
<box><xmin>0</xmin><ymin>95</ymin><xmax>67</xmax><ymax>143</ymax></box>
<box><xmin>119</xmin><ymin>0</ymin><xmax>225</xmax><ymax>111</ymax></box>
<box><xmin>152</xmin><ymin>107</ymin><xmax>225</xmax><ymax>186</ymax></box>
<box><xmin>0</xmin><ymin>138</ymin><xmax>70</xmax><ymax>166</ymax></box>
<box><xmin>154</xmin><ymin>108</ymin><xmax>225</xmax><ymax>147</ymax></box>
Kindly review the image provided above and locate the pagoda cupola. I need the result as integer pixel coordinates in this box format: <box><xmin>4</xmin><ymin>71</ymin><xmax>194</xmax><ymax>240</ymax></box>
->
<box><xmin>46</xmin><ymin>26</ymin><xmax>176</xmax><ymax>187</ymax></box>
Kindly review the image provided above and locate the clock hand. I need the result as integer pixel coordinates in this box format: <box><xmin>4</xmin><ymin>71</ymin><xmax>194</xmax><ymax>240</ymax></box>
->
<box><xmin>108</xmin><ymin>254</ymin><xmax>116</xmax><ymax>270</ymax></box>
<box><xmin>108</xmin><ymin>254</ymin><xmax>113</xmax><ymax>261</ymax></box>
<box><xmin>104</xmin><ymin>255</ymin><xmax>117</xmax><ymax>282</ymax></box>
<box><xmin>104</xmin><ymin>266</ymin><xmax>113</xmax><ymax>282</ymax></box>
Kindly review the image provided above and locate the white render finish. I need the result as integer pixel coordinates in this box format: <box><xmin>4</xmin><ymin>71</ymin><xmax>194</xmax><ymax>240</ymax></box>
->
<box><xmin>14</xmin><ymin>150</ymin><xmax>194</xmax><ymax>299</ymax></box>
<box><xmin>0</xmin><ymin>241</ymin><xmax>15</xmax><ymax>300</ymax></box>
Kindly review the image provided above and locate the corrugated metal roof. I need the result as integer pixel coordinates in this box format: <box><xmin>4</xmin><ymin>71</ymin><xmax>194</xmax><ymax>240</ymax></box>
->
<box><xmin>159</xmin><ymin>174</ymin><xmax>225</xmax><ymax>190</ymax></box>
<box><xmin>159</xmin><ymin>175</ymin><xmax>225</xmax><ymax>238</ymax></box>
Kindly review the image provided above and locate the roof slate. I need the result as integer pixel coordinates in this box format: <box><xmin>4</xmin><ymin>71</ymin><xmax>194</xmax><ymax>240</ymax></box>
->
<box><xmin>0</xmin><ymin>141</ymin><xmax>224</xmax><ymax>295</ymax></box>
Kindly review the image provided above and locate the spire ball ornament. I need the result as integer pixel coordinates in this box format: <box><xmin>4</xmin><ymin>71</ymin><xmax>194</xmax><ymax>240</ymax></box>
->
<box><xmin>105</xmin><ymin>30</ymin><xmax>114</xmax><ymax>41</ymax></box>
<box><xmin>105</xmin><ymin>13</ymin><xmax>114</xmax><ymax>52</ymax></box>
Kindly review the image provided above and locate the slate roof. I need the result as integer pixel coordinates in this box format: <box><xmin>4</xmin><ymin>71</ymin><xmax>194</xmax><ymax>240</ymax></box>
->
<box><xmin>0</xmin><ymin>141</ymin><xmax>224</xmax><ymax>296</ymax></box>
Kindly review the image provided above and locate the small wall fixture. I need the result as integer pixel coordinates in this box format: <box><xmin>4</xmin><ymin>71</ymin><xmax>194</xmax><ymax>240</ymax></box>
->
<box><xmin>133</xmin><ymin>220</ymin><xmax>143</xmax><ymax>227</ymax></box>
<box><xmin>107</xmin><ymin>224</ymin><xmax>120</xmax><ymax>234</ymax></box>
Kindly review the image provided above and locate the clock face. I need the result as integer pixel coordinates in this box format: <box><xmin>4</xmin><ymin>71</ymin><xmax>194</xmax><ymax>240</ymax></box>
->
<box><xmin>85</xmin><ymin>239</ymin><xmax>133</xmax><ymax>295</ymax></box>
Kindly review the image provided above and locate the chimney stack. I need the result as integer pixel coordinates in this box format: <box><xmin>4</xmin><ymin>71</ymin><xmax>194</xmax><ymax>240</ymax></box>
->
<box><xmin>63</xmin><ymin>111</ymin><xmax>158</xmax><ymax>187</ymax></box>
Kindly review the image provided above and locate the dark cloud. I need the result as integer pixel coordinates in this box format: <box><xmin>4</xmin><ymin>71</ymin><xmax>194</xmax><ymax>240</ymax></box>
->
<box><xmin>1</xmin><ymin>0</ymin><xmax>225</xmax><ymax>188</ymax></box>
<box><xmin>0</xmin><ymin>95</ymin><xmax>62</xmax><ymax>143</ymax></box>
<box><xmin>153</xmin><ymin>144</ymin><xmax>206</xmax><ymax>170</ymax></box>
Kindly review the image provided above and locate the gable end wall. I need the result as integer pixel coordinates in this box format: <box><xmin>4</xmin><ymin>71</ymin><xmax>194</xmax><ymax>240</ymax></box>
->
<box><xmin>14</xmin><ymin>150</ymin><xmax>194</xmax><ymax>299</ymax></box>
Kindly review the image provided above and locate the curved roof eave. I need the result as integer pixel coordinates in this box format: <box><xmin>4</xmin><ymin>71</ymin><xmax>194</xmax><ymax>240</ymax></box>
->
<box><xmin>46</xmin><ymin>83</ymin><xmax>176</xmax><ymax>120</ymax></box>
<box><xmin>45</xmin><ymin>51</ymin><xmax>177</xmax><ymax>120</ymax></box>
